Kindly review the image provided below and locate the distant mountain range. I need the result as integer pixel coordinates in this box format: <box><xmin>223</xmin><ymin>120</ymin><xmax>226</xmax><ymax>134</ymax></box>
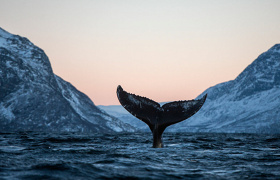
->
<box><xmin>98</xmin><ymin>105</ymin><xmax>148</xmax><ymax>131</ymax></box>
<box><xmin>0</xmin><ymin>27</ymin><xmax>135</xmax><ymax>133</ymax></box>
<box><xmin>99</xmin><ymin>44</ymin><xmax>280</xmax><ymax>134</ymax></box>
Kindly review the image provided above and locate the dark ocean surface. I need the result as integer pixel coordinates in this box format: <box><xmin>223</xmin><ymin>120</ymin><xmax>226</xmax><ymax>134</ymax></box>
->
<box><xmin>0</xmin><ymin>132</ymin><xmax>279</xmax><ymax>179</ymax></box>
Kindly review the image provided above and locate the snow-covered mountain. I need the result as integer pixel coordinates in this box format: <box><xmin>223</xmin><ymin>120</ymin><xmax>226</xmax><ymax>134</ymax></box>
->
<box><xmin>172</xmin><ymin>44</ymin><xmax>280</xmax><ymax>134</ymax></box>
<box><xmin>0</xmin><ymin>27</ymin><xmax>135</xmax><ymax>133</ymax></box>
<box><xmin>100</xmin><ymin>44</ymin><xmax>280</xmax><ymax>134</ymax></box>
<box><xmin>98</xmin><ymin>105</ymin><xmax>148</xmax><ymax>131</ymax></box>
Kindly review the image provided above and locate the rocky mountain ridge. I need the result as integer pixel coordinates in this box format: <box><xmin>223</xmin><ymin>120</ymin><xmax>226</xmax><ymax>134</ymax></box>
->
<box><xmin>0</xmin><ymin>27</ymin><xmax>135</xmax><ymax>133</ymax></box>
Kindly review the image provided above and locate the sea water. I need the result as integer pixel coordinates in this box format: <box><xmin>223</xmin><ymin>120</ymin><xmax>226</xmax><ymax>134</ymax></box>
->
<box><xmin>0</xmin><ymin>132</ymin><xmax>279</xmax><ymax>179</ymax></box>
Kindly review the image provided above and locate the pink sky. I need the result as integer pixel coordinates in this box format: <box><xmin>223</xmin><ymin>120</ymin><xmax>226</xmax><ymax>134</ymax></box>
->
<box><xmin>1</xmin><ymin>0</ymin><xmax>280</xmax><ymax>105</ymax></box>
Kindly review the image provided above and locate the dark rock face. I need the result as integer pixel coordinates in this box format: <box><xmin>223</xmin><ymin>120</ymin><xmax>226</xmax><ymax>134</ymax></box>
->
<box><xmin>0</xmin><ymin>27</ymin><xmax>135</xmax><ymax>133</ymax></box>
<box><xmin>171</xmin><ymin>44</ymin><xmax>280</xmax><ymax>134</ymax></box>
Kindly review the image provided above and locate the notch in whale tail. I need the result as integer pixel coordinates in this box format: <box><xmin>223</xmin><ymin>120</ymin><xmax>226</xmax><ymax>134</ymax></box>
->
<box><xmin>117</xmin><ymin>85</ymin><xmax>207</xmax><ymax>148</ymax></box>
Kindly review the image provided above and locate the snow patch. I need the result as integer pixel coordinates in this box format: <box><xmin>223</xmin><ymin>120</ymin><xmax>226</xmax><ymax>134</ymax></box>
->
<box><xmin>0</xmin><ymin>37</ymin><xmax>6</xmax><ymax>47</ymax></box>
<box><xmin>0</xmin><ymin>104</ymin><xmax>15</xmax><ymax>121</ymax></box>
<box><xmin>106</xmin><ymin>122</ymin><xmax>123</xmax><ymax>132</ymax></box>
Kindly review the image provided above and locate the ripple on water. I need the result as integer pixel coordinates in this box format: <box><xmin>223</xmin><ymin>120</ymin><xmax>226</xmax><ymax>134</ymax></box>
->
<box><xmin>0</xmin><ymin>145</ymin><xmax>26</xmax><ymax>153</ymax></box>
<box><xmin>0</xmin><ymin>132</ymin><xmax>279</xmax><ymax>179</ymax></box>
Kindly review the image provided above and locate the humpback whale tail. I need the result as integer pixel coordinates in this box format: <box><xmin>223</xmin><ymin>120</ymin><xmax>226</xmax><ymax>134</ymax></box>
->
<box><xmin>117</xmin><ymin>85</ymin><xmax>207</xmax><ymax>148</ymax></box>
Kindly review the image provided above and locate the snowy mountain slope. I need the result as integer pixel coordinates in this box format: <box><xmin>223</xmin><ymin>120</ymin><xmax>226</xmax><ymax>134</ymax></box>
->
<box><xmin>170</xmin><ymin>44</ymin><xmax>280</xmax><ymax>133</ymax></box>
<box><xmin>0</xmin><ymin>27</ymin><xmax>135</xmax><ymax>133</ymax></box>
<box><xmin>100</xmin><ymin>44</ymin><xmax>280</xmax><ymax>134</ymax></box>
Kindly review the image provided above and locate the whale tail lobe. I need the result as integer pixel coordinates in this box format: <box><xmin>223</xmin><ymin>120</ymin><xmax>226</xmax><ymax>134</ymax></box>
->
<box><xmin>117</xmin><ymin>85</ymin><xmax>207</xmax><ymax>148</ymax></box>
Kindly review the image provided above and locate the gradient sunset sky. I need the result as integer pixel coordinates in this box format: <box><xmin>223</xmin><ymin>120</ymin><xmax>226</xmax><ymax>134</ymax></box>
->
<box><xmin>1</xmin><ymin>0</ymin><xmax>280</xmax><ymax>105</ymax></box>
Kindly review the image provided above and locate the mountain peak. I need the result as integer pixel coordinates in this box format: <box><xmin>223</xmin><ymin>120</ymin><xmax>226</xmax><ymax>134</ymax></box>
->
<box><xmin>0</xmin><ymin>27</ymin><xmax>55</xmax><ymax>85</ymax></box>
<box><xmin>0</xmin><ymin>27</ymin><xmax>12</xmax><ymax>47</ymax></box>
<box><xmin>268</xmin><ymin>43</ymin><xmax>280</xmax><ymax>53</ymax></box>
<box><xmin>0</xmin><ymin>27</ymin><xmax>12</xmax><ymax>38</ymax></box>
<box><xmin>0</xmin><ymin>27</ymin><xmax>135</xmax><ymax>133</ymax></box>
<box><xmin>233</xmin><ymin>44</ymin><xmax>280</xmax><ymax>98</ymax></box>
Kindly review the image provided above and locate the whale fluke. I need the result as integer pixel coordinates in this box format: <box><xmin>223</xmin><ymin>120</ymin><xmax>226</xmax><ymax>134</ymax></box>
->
<box><xmin>117</xmin><ymin>85</ymin><xmax>207</xmax><ymax>148</ymax></box>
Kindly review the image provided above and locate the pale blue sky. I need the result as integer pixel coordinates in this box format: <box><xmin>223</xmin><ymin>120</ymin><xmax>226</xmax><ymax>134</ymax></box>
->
<box><xmin>1</xmin><ymin>0</ymin><xmax>280</xmax><ymax>105</ymax></box>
